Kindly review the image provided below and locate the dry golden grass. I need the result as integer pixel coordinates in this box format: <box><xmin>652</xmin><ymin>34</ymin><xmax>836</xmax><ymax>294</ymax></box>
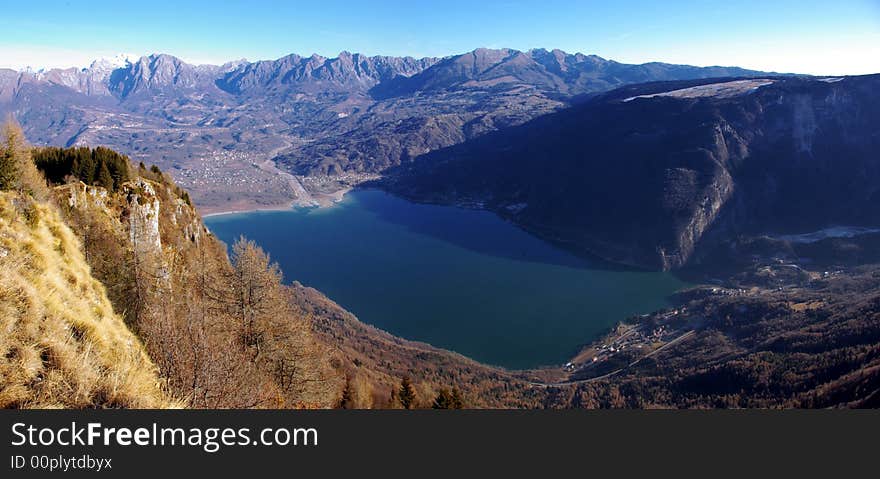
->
<box><xmin>0</xmin><ymin>192</ymin><xmax>174</xmax><ymax>408</ymax></box>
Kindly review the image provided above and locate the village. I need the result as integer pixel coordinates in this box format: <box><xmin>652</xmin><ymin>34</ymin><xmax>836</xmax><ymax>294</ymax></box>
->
<box><xmin>563</xmin><ymin>305</ymin><xmax>693</xmax><ymax>377</ymax></box>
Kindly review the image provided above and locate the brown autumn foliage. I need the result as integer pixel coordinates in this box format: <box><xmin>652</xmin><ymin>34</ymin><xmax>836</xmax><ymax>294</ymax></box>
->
<box><xmin>293</xmin><ymin>283</ymin><xmax>542</xmax><ymax>408</ymax></box>
<box><xmin>0</xmin><ymin>119</ymin><xmax>50</xmax><ymax>201</ymax></box>
<box><xmin>0</xmin><ymin>124</ymin><xmax>347</xmax><ymax>408</ymax></box>
<box><xmin>228</xmin><ymin>238</ymin><xmax>339</xmax><ymax>405</ymax></box>
<box><xmin>57</xmin><ymin>178</ymin><xmax>345</xmax><ymax>408</ymax></box>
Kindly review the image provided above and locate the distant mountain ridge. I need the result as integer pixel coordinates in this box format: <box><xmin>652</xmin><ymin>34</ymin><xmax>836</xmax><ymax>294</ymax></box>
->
<box><xmin>371</xmin><ymin>47</ymin><xmax>763</xmax><ymax>99</ymax></box>
<box><xmin>216</xmin><ymin>52</ymin><xmax>440</xmax><ymax>95</ymax></box>
<box><xmin>0</xmin><ymin>51</ymin><xmax>442</xmax><ymax>99</ymax></box>
<box><xmin>0</xmin><ymin>48</ymin><xmax>765</xmax><ymax>99</ymax></box>
<box><xmin>107</xmin><ymin>53</ymin><xmax>221</xmax><ymax>97</ymax></box>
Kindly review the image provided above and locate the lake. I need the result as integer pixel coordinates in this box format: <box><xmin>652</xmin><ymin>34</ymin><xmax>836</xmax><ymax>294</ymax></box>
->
<box><xmin>204</xmin><ymin>189</ymin><xmax>688</xmax><ymax>369</ymax></box>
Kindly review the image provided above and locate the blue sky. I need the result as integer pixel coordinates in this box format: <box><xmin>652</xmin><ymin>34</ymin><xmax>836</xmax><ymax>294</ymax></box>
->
<box><xmin>1</xmin><ymin>0</ymin><xmax>878</xmax><ymax>74</ymax></box>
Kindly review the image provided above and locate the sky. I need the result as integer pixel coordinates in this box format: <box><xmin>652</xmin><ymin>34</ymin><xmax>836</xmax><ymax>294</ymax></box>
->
<box><xmin>0</xmin><ymin>0</ymin><xmax>878</xmax><ymax>75</ymax></box>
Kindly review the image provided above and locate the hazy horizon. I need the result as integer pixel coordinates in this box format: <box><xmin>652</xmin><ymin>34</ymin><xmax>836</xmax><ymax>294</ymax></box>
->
<box><xmin>1</xmin><ymin>0</ymin><xmax>878</xmax><ymax>75</ymax></box>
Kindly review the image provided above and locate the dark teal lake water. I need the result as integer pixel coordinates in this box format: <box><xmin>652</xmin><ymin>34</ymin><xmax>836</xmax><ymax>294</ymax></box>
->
<box><xmin>205</xmin><ymin>189</ymin><xmax>687</xmax><ymax>369</ymax></box>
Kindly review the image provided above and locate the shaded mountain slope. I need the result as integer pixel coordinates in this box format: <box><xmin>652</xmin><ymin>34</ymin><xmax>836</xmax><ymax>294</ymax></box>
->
<box><xmin>382</xmin><ymin>75</ymin><xmax>880</xmax><ymax>270</ymax></box>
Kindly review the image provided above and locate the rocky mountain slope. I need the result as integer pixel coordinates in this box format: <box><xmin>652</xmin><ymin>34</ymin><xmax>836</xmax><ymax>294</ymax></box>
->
<box><xmin>382</xmin><ymin>75</ymin><xmax>880</xmax><ymax>271</ymax></box>
<box><xmin>0</xmin><ymin>49</ymin><xmax>764</xmax><ymax>213</ymax></box>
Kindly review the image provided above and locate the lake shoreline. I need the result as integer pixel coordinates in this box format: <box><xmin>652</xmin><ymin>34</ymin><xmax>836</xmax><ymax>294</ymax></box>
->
<box><xmin>204</xmin><ymin>189</ymin><xmax>690</xmax><ymax>369</ymax></box>
<box><xmin>200</xmin><ymin>186</ymin><xmax>353</xmax><ymax>218</ymax></box>
<box><xmin>201</xmin><ymin>203</ymin><xmax>296</xmax><ymax>218</ymax></box>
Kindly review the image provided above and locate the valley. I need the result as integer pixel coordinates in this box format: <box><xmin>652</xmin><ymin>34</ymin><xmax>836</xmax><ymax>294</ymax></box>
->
<box><xmin>0</xmin><ymin>48</ymin><xmax>764</xmax><ymax>215</ymax></box>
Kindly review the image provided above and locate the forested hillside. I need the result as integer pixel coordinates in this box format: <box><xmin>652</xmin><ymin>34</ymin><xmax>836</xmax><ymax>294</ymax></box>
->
<box><xmin>0</xmin><ymin>123</ymin><xmax>343</xmax><ymax>407</ymax></box>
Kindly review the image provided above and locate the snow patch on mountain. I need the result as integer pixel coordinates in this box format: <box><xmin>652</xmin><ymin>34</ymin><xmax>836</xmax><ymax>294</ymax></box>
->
<box><xmin>87</xmin><ymin>53</ymin><xmax>139</xmax><ymax>72</ymax></box>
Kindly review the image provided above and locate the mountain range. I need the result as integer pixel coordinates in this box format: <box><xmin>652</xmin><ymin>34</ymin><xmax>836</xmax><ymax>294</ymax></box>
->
<box><xmin>0</xmin><ymin>48</ymin><xmax>765</xmax><ymax>213</ymax></box>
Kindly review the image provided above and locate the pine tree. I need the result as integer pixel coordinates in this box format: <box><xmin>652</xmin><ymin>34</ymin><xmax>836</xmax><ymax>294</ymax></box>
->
<box><xmin>432</xmin><ymin>387</ymin><xmax>464</xmax><ymax>409</ymax></box>
<box><xmin>149</xmin><ymin>164</ymin><xmax>163</xmax><ymax>182</ymax></box>
<box><xmin>0</xmin><ymin>139</ymin><xmax>17</xmax><ymax>190</ymax></box>
<box><xmin>432</xmin><ymin>388</ymin><xmax>453</xmax><ymax>409</ymax></box>
<box><xmin>72</xmin><ymin>152</ymin><xmax>96</xmax><ymax>184</ymax></box>
<box><xmin>398</xmin><ymin>377</ymin><xmax>416</xmax><ymax>409</ymax></box>
<box><xmin>97</xmin><ymin>161</ymin><xmax>114</xmax><ymax>191</ymax></box>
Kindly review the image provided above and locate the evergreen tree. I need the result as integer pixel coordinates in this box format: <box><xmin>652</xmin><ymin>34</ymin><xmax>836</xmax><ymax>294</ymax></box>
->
<box><xmin>0</xmin><ymin>138</ymin><xmax>17</xmax><ymax>190</ymax></box>
<box><xmin>72</xmin><ymin>152</ymin><xmax>96</xmax><ymax>184</ymax></box>
<box><xmin>432</xmin><ymin>387</ymin><xmax>464</xmax><ymax>409</ymax></box>
<box><xmin>398</xmin><ymin>377</ymin><xmax>416</xmax><ymax>409</ymax></box>
<box><xmin>432</xmin><ymin>389</ymin><xmax>453</xmax><ymax>409</ymax></box>
<box><xmin>32</xmin><ymin>145</ymin><xmax>131</xmax><ymax>189</ymax></box>
<box><xmin>97</xmin><ymin>161</ymin><xmax>114</xmax><ymax>191</ymax></box>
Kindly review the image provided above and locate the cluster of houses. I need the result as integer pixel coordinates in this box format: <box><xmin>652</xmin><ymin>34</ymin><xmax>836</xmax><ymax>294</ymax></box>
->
<box><xmin>564</xmin><ymin>321</ymin><xmax>676</xmax><ymax>373</ymax></box>
<box><xmin>175</xmin><ymin>150</ymin><xmax>273</xmax><ymax>190</ymax></box>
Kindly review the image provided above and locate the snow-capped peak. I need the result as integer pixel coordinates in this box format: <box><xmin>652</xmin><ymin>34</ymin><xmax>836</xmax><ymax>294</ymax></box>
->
<box><xmin>87</xmin><ymin>53</ymin><xmax>138</xmax><ymax>72</ymax></box>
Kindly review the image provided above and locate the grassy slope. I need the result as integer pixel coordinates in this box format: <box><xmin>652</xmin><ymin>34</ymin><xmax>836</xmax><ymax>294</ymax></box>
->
<box><xmin>0</xmin><ymin>192</ymin><xmax>173</xmax><ymax>408</ymax></box>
